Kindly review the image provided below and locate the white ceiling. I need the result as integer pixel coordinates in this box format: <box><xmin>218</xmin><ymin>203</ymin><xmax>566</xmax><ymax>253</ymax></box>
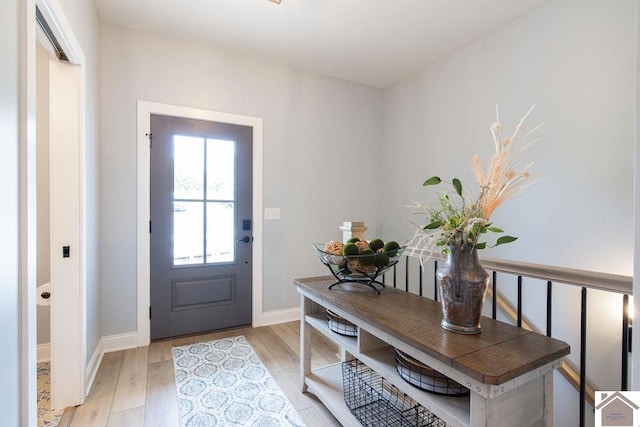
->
<box><xmin>94</xmin><ymin>0</ymin><xmax>549</xmax><ymax>88</ymax></box>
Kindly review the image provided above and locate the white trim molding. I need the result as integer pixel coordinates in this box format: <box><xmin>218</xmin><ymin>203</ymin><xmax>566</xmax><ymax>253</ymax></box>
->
<box><xmin>102</xmin><ymin>332</ymin><xmax>139</xmax><ymax>353</ymax></box>
<box><xmin>84</xmin><ymin>340</ymin><xmax>103</xmax><ymax>397</ymax></box>
<box><xmin>632</xmin><ymin>0</ymin><xmax>640</xmax><ymax>390</ymax></box>
<box><xmin>136</xmin><ymin>101</ymin><xmax>264</xmax><ymax>346</ymax></box>
<box><xmin>261</xmin><ymin>308</ymin><xmax>300</xmax><ymax>326</ymax></box>
<box><xmin>37</xmin><ymin>343</ymin><xmax>51</xmax><ymax>363</ymax></box>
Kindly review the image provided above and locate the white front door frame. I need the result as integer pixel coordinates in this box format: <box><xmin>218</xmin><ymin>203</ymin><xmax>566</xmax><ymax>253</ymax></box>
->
<box><xmin>136</xmin><ymin>101</ymin><xmax>264</xmax><ymax>346</ymax></box>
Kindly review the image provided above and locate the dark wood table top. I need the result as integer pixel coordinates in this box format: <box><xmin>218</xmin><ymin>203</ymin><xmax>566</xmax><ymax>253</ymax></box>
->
<box><xmin>295</xmin><ymin>276</ymin><xmax>570</xmax><ymax>385</ymax></box>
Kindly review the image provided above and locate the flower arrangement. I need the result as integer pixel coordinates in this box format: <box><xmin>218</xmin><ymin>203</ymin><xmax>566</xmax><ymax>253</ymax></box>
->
<box><xmin>408</xmin><ymin>105</ymin><xmax>542</xmax><ymax>259</ymax></box>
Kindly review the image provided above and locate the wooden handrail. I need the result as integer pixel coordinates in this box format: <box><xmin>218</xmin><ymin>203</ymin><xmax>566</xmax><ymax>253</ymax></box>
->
<box><xmin>480</xmin><ymin>256</ymin><xmax>632</xmax><ymax>295</ymax></box>
<box><xmin>406</xmin><ymin>248</ymin><xmax>632</xmax><ymax>295</ymax></box>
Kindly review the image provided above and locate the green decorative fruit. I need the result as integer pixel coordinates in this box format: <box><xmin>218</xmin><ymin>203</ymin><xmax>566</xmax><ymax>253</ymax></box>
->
<box><xmin>383</xmin><ymin>241</ymin><xmax>400</xmax><ymax>256</ymax></box>
<box><xmin>346</xmin><ymin>237</ymin><xmax>360</xmax><ymax>244</ymax></box>
<box><xmin>375</xmin><ymin>252</ymin><xmax>390</xmax><ymax>268</ymax></box>
<box><xmin>369</xmin><ymin>238</ymin><xmax>384</xmax><ymax>252</ymax></box>
<box><xmin>360</xmin><ymin>249</ymin><xmax>376</xmax><ymax>266</ymax></box>
<box><xmin>342</xmin><ymin>243</ymin><xmax>360</xmax><ymax>257</ymax></box>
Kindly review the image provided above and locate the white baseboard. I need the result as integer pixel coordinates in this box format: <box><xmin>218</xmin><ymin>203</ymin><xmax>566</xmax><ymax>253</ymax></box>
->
<box><xmin>37</xmin><ymin>343</ymin><xmax>51</xmax><ymax>362</ymax></box>
<box><xmin>102</xmin><ymin>331</ymin><xmax>139</xmax><ymax>353</ymax></box>
<box><xmin>39</xmin><ymin>339</ymin><xmax>105</xmax><ymax>397</ymax></box>
<box><xmin>260</xmin><ymin>307</ymin><xmax>300</xmax><ymax>326</ymax></box>
<box><xmin>85</xmin><ymin>340</ymin><xmax>104</xmax><ymax>397</ymax></box>
<box><xmin>95</xmin><ymin>310</ymin><xmax>296</xmax><ymax>361</ymax></box>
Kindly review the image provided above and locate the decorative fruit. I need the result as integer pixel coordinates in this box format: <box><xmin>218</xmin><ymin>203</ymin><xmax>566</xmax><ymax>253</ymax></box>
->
<box><xmin>342</xmin><ymin>243</ymin><xmax>359</xmax><ymax>257</ymax></box>
<box><xmin>323</xmin><ymin>240</ymin><xmax>344</xmax><ymax>255</ymax></box>
<box><xmin>369</xmin><ymin>238</ymin><xmax>384</xmax><ymax>252</ymax></box>
<box><xmin>375</xmin><ymin>252</ymin><xmax>390</xmax><ymax>268</ymax></box>
<box><xmin>347</xmin><ymin>237</ymin><xmax>360</xmax><ymax>244</ymax></box>
<box><xmin>355</xmin><ymin>240</ymin><xmax>370</xmax><ymax>252</ymax></box>
<box><xmin>347</xmin><ymin>259</ymin><xmax>376</xmax><ymax>275</ymax></box>
<box><xmin>322</xmin><ymin>241</ymin><xmax>345</xmax><ymax>266</ymax></box>
<box><xmin>383</xmin><ymin>241</ymin><xmax>400</xmax><ymax>255</ymax></box>
<box><xmin>360</xmin><ymin>249</ymin><xmax>376</xmax><ymax>266</ymax></box>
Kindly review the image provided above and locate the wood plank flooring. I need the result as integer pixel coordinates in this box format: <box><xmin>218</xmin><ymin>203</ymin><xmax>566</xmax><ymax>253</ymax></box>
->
<box><xmin>58</xmin><ymin>321</ymin><xmax>341</xmax><ymax>427</ymax></box>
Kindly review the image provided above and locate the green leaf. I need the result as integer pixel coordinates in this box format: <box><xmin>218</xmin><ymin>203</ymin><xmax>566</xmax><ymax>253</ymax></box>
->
<box><xmin>487</xmin><ymin>227</ymin><xmax>504</xmax><ymax>233</ymax></box>
<box><xmin>423</xmin><ymin>176</ymin><xmax>442</xmax><ymax>186</ymax></box>
<box><xmin>452</xmin><ymin>178</ymin><xmax>462</xmax><ymax>196</ymax></box>
<box><xmin>424</xmin><ymin>220</ymin><xmax>442</xmax><ymax>230</ymax></box>
<box><xmin>475</xmin><ymin>242</ymin><xmax>487</xmax><ymax>250</ymax></box>
<box><xmin>496</xmin><ymin>235</ymin><xmax>518</xmax><ymax>246</ymax></box>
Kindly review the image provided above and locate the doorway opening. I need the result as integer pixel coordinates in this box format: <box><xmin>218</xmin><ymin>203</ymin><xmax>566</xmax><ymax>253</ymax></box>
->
<box><xmin>34</xmin><ymin>0</ymin><xmax>87</xmax><ymax>414</ymax></box>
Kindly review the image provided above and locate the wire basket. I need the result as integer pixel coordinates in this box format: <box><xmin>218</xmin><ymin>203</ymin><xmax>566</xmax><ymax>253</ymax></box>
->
<box><xmin>327</xmin><ymin>309</ymin><xmax>358</xmax><ymax>337</ymax></box>
<box><xmin>395</xmin><ymin>348</ymin><xmax>469</xmax><ymax>397</ymax></box>
<box><xmin>342</xmin><ymin>359</ymin><xmax>446</xmax><ymax>427</ymax></box>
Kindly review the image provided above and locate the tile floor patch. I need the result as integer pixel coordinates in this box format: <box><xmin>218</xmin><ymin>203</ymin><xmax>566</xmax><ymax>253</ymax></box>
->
<box><xmin>38</xmin><ymin>361</ymin><xmax>63</xmax><ymax>427</ymax></box>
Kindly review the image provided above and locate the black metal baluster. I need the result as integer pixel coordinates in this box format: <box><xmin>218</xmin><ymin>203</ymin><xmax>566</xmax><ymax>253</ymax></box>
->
<box><xmin>405</xmin><ymin>256</ymin><xmax>409</xmax><ymax>292</ymax></box>
<box><xmin>393</xmin><ymin>264</ymin><xmax>397</xmax><ymax>288</ymax></box>
<box><xmin>517</xmin><ymin>276</ymin><xmax>522</xmax><ymax>328</ymax></box>
<box><xmin>433</xmin><ymin>260</ymin><xmax>438</xmax><ymax>301</ymax></box>
<box><xmin>580</xmin><ymin>287</ymin><xmax>587</xmax><ymax>427</ymax></box>
<box><xmin>546</xmin><ymin>281</ymin><xmax>552</xmax><ymax>337</ymax></box>
<box><xmin>492</xmin><ymin>271</ymin><xmax>497</xmax><ymax>320</ymax></box>
<box><xmin>622</xmin><ymin>294</ymin><xmax>629</xmax><ymax>391</ymax></box>
<box><xmin>419</xmin><ymin>261</ymin><xmax>423</xmax><ymax>297</ymax></box>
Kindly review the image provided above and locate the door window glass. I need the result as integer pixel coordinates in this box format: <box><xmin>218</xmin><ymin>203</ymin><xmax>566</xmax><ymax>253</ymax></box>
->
<box><xmin>172</xmin><ymin>135</ymin><xmax>236</xmax><ymax>265</ymax></box>
<box><xmin>174</xmin><ymin>135</ymin><xmax>204</xmax><ymax>200</ymax></box>
<box><xmin>206</xmin><ymin>202</ymin><xmax>234</xmax><ymax>263</ymax></box>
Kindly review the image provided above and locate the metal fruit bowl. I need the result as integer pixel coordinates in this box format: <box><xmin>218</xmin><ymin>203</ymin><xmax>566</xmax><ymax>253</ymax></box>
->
<box><xmin>312</xmin><ymin>243</ymin><xmax>406</xmax><ymax>293</ymax></box>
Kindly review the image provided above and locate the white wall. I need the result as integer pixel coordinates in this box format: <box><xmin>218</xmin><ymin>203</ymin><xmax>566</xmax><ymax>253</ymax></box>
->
<box><xmin>99</xmin><ymin>24</ymin><xmax>383</xmax><ymax>335</ymax></box>
<box><xmin>382</xmin><ymin>0</ymin><xmax>634</xmax><ymax>425</ymax></box>
<box><xmin>1</xmin><ymin>0</ymin><xmax>22</xmax><ymax>423</ymax></box>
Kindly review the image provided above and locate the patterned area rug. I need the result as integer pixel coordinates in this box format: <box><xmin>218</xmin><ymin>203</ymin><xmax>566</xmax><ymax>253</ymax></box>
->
<box><xmin>37</xmin><ymin>361</ymin><xmax>63</xmax><ymax>427</ymax></box>
<box><xmin>172</xmin><ymin>335</ymin><xmax>306</xmax><ymax>427</ymax></box>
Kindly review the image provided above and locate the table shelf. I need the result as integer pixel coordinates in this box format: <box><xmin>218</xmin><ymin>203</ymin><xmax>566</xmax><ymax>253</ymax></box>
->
<box><xmin>306</xmin><ymin>364</ymin><xmax>362</xmax><ymax>427</ymax></box>
<box><xmin>296</xmin><ymin>276</ymin><xmax>569</xmax><ymax>427</ymax></box>
<box><xmin>305</xmin><ymin>309</ymin><xmax>469</xmax><ymax>427</ymax></box>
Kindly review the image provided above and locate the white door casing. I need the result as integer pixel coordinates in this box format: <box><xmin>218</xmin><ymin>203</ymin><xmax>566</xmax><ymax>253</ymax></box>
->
<box><xmin>37</xmin><ymin>0</ymin><xmax>87</xmax><ymax>410</ymax></box>
<box><xmin>137</xmin><ymin>101</ymin><xmax>263</xmax><ymax>346</ymax></box>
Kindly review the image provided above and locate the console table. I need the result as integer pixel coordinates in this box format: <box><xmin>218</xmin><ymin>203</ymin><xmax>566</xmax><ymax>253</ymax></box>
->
<box><xmin>295</xmin><ymin>276</ymin><xmax>570</xmax><ymax>426</ymax></box>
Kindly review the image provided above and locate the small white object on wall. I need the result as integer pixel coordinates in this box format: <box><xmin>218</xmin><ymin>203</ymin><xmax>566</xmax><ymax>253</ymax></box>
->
<box><xmin>37</xmin><ymin>283</ymin><xmax>52</xmax><ymax>307</ymax></box>
<box><xmin>264</xmin><ymin>208</ymin><xmax>280</xmax><ymax>220</ymax></box>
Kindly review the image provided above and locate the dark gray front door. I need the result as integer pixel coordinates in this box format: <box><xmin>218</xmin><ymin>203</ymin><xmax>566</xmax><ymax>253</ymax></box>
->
<box><xmin>150</xmin><ymin>114</ymin><xmax>253</xmax><ymax>340</ymax></box>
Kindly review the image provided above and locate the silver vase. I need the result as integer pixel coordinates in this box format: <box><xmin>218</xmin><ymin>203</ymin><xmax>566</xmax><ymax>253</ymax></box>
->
<box><xmin>436</xmin><ymin>234</ymin><xmax>489</xmax><ymax>334</ymax></box>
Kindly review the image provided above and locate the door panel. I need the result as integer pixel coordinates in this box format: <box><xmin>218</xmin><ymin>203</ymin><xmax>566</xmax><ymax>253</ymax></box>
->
<box><xmin>150</xmin><ymin>114</ymin><xmax>252</xmax><ymax>340</ymax></box>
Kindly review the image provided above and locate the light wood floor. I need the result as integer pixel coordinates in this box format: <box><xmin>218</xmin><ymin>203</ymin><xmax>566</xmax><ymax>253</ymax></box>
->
<box><xmin>57</xmin><ymin>321</ymin><xmax>342</xmax><ymax>427</ymax></box>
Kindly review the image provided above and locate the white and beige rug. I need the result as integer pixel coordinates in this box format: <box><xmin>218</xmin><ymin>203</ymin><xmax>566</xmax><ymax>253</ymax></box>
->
<box><xmin>172</xmin><ymin>335</ymin><xmax>305</xmax><ymax>427</ymax></box>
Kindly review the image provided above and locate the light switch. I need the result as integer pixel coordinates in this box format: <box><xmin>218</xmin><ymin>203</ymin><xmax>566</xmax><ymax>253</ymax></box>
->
<box><xmin>264</xmin><ymin>208</ymin><xmax>280</xmax><ymax>220</ymax></box>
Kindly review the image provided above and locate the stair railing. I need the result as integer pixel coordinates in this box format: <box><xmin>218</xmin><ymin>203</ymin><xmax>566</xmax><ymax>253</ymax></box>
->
<box><xmin>383</xmin><ymin>252</ymin><xmax>632</xmax><ymax>427</ymax></box>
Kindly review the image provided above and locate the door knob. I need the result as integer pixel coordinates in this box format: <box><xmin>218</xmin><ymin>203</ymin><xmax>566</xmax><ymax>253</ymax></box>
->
<box><xmin>237</xmin><ymin>236</ymin><xmax>252</xmax><ymax>243</ymax></box>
